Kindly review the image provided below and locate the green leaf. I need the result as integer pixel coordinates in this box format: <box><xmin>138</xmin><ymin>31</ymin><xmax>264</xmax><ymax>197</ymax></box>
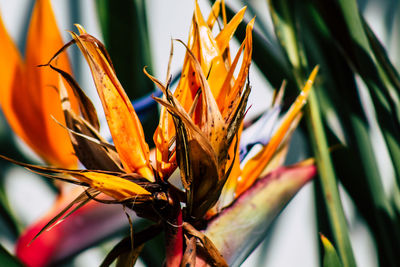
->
<box><xmin>267</xmin><ymin>1</ymin><xmax>357</xmax><ymax>266</ymax></box>
<box><xmin>297</xmin><ymin>2</ymin><xmax>400</xmax><ymax>266</ymax></box>
<box><xmin>320</xmin><ymin>234</ymin><xmax>343</xmax><ymax>267</ymax></box>
<box><xmin>313</xmin><ymin>0</ymin><xmax>400</xmax><ymax>189</ymax></box>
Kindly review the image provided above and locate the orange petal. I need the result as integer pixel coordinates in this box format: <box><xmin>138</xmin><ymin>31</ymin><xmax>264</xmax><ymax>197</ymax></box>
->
<box><xmin>0</xmin><ymin>2</ymin><xmax>76</xmax><ymax>168</ymax></box>
<box><xmin>0</xmin><ymin>13</ymin><xmax>30</xmax><ymax>150</ymax></box>
<box><xmin>206</xmin><ymin>0</ymin><xmax>221</xmax><ymax>29</ymax></box>
<box><xmin>221</xmin><ymin>0</ymin><xmax>228</xmax><ymax>25</ymax></box>
<box><xmin>181</xmin><ymin>41</ymin><xmax>226</xmax><ymax>156</ymax></box>
<box><xmin>194</xmin><ymin>1</ymin><xmax>229</xmax><ymax>100</ymax></box>
<box><xmin>24</xmin><ymin>0</ymin><xmax>79</xmax><ymax>167</ymax></box>
<box><xmin>237</xmin><ymin>67</ymin><xmax>319</xmax><ymax>195</ymax></box>
<box><xmin>216</xmin><ymin>35</ymin><xmax>244</xmax><ymax>110</ymax></box>
<box><xmin>70</xmin><ymin>29</ymin><xmax>153</xmax><ymax>180</ymax></box>
<box><xmin>153</xmin><ymin>3</ymin><xmax>246</xmax><ymax>178</ymax></box>
<box><xmin>153</xmin><ymin>21</ymin><xmax>200</xmax><ymax>177</ymax></box>
<box><xmin>215</xmin><ymin>7</ymin><xmax>246</xmax><ymax>53</ymax></box>
<box><xmin>222</xmin><ymin>18</ymin><xmax>255</xmax><ymax>120</ymax></box>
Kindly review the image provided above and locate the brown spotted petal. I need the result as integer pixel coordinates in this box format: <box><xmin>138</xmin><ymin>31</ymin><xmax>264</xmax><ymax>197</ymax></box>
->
<box><xmin>69</xmin><ymin>27</ymin><xmax>154</xmax><ymax>181</ymax></box>
<box><xmin>148</xmin><ymin>74</ymin><xmax>219</xmax><ymax>218</ymax></box>
<box><xmin>153</xmin><ymin>95</ymin><xmax>219</xmax><ymax>218</ymax></box>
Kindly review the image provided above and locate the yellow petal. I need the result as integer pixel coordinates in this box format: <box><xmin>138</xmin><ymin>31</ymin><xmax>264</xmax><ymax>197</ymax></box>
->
<box><xmin>71</xmin><ymin>172</ymin><xmax>151</xmax><ymax>201</ymax></box>
<box><xmin>70</xmin><ymin>30</ymin><xmax>153</xmax><ymax>180</ymax></box>
<box><xmin>237</xmin><ymin>67</ymin><xmax>319</xmax><ymax>195</ymax></box>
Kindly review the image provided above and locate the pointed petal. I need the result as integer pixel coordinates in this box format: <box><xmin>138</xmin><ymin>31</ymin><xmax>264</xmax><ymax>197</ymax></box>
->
<box><xmin>179</xmin><ymin>40</ymin><xmax>227</xmax><ymax>156</ymax></box>
<box><xmin>222</xmin><ymin>18</ymin><xmax>255</xmax><ymax>121</ymax></box>
<box><xmin>152</xmin><ymin>35</ymin><xmax>199</xmax><ymax>178</ymax></box>
<box><xmin>206</xmin><ymin>0</ymin><xmax>221</xmax><ymax>29</ymax></box>
<box><xmin>50</xmin><ymin>65</ymin><xmax>100</xmax><ymax>130</ymax></box>
<box><xmin>238</xmin><ymin>67</ymin><xmax>318</xmax><ymax>195</ymax></box>
<box><xmin>194</xmin><ymin>1</ymin><xmax>229</xmax><ymax>100</ymax></box>
<box><xmin>215</xmin><ymin>7</ymin><xmax>246</xmax><ymax>53</ymax></box>
<box><xmin>25</xmin><ymin>0</ymin><xmax>79</xmax><ymax>167</ymax></box>
<box><xmin>0</xmin><ymin>154</ymin><xmax>149</xmax><ymax>201</ymax></box>
<box><xmin>215</xmin><ymin>125</ymin><xmax>242</xmax><ymax>212</ymax></box>
<box><xmin>70</xmin><ymin>30</ymin><xmax>153</xmax><ymax>180</ymax></box>
<box><xmin>153</xmin><ymin>95</ymin><xmax>219</xmax><ymax>218</ymax></box>
<box><xmin>205</xmin><ymin>162</ymin><xmax>316</xmax><ymax>266</ymax></box>
<box><xmin>152</xmin><ymin>18</ymin><xmax>201</xmax><ymax>169</ymax></box>
<box><xmin>70</xmin><ymin>171</ymin><xmax>151</xmax><ymax>201</ymax></box>
<box><xmin>152</xmin><ymin>3</ymin><xmax>245</xmax><ymax>175</ymax></box>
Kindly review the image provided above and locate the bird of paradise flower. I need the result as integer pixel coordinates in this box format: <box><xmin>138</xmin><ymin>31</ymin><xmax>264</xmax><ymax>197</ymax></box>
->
<box><xmin>0</xmin><ymin>0</ymin><xmax>318</xmax><ymax>266</ymax></box>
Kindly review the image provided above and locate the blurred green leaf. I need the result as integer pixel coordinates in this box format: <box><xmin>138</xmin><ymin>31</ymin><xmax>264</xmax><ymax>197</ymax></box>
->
<box><xmin>312</xmin><ymin>0</ymin><xmax>400</xmax><ymax>189</ymax></box>
<box><xmin>297</xmin><ymin>2</ymin><xmax>400</xmax><ymax>266</ymax></box>
<box><xmin>267</xmin><ymin>1</ymin><xmax>356</xmax><ymax>266</ymax></box>
<box><xmin>0</xmin><ymin>243</ymin><xmax>23</xmax><ymax>267</ymax></box>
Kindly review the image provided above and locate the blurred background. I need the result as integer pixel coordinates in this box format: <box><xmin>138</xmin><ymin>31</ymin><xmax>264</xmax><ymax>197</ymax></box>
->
<box><xmin>0</xmin><ymin>0</ymin><xmax>399</xmax><ymax>266</ymax></box>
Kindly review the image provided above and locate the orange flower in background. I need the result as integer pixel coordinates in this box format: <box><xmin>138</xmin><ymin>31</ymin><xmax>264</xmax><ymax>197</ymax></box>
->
<box><xmin>0</xmin><ymin>0</ymin><xmax>78</xmax><ymax>168</ymax></box>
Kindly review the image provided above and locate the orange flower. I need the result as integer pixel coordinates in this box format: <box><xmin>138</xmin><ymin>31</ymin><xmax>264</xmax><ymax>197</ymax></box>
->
<box><xmin>2</xmin><ymin>1</ymin><xmax>318</xmax><ymax>266</ymax></box>
<box><xmin>0</xmin><ymin>0</ymin><xmax>78</xmax><ymax>168</ymax></box>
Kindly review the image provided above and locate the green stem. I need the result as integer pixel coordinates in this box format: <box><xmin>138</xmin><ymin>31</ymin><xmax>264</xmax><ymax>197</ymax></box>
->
<box><xmin>306</xmin><ymin>89</ymin><xmax>356</xmax><ymax>267</ymax></box>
